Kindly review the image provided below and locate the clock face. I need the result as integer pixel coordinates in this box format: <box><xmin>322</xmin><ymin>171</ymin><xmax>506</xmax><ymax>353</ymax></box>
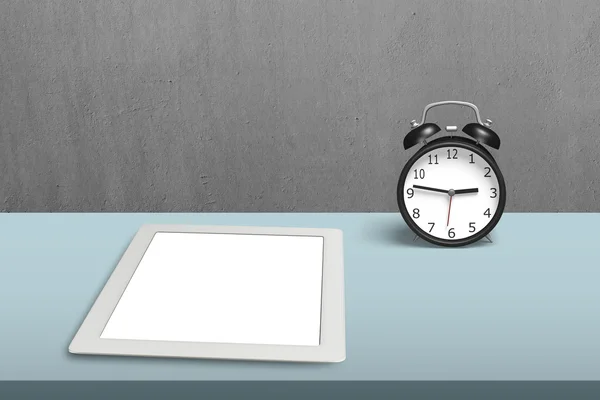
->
<box><xmin>398</xmin><ymin>139</ymin><xmax>505</xmax><ymax>245</ymax></box>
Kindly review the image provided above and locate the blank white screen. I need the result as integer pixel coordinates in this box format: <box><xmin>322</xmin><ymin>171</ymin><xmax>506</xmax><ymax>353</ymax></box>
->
<box><xmin>100</xmin><ymin>232</ymin><xmax>324</xmax><ymax>346</ymax></box>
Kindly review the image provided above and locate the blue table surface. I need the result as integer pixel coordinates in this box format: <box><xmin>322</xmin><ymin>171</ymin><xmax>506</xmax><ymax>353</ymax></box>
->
<box><xmin>0</xmin><ymin>212</ymin><xmax>599</xmax><ymax>381</ymax></box>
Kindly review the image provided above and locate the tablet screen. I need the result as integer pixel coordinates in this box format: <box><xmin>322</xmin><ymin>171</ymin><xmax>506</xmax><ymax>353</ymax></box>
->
<box><xmin>100</xmin><ymin>232</ymin><xmax>324</xmax><ymax>347</ymax></box>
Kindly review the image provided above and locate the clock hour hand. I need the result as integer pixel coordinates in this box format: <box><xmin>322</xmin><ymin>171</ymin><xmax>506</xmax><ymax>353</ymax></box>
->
<box><xmin>412</xmin><ymin>184</ymin><xmax>448</xmax><ymax>194</ymax></box>
<box><xmin>454</xmin><ymin>188</ymin><xmax>479</xmax><ymax>195</ymax></box>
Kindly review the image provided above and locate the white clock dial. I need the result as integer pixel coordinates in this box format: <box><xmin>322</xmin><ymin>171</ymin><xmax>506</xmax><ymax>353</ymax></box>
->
<box><xmin>402</xmin><ymin>146</ymin><xmax>501</xmax><ymax>241</ymax></box>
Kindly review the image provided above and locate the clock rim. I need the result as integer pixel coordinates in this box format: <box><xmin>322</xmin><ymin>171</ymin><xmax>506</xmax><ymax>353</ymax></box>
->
<box><xmin>397</xmin><ymin>136</ymin><xmax>506</xmax><ymax>247</ymax></box>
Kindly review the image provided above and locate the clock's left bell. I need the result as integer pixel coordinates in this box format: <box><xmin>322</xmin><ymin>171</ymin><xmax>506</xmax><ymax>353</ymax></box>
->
<box><xmin>403</xmin><ymin>123</ymin><xmax>441</xmax><ymax>150</ymax></box>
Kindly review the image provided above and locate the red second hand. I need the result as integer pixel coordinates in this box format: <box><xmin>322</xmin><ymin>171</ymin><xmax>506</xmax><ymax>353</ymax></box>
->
<box><xmin>447</xmin><ymin>195</ymin><xmax>453</xmax><ymax>227</ymax></box>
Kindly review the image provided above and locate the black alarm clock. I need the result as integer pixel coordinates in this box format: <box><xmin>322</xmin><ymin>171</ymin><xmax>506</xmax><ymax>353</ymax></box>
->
<box><xmin>397</xmin><ymin>101</ymin><xmax>506</xmax><ymax>247</ymax></box>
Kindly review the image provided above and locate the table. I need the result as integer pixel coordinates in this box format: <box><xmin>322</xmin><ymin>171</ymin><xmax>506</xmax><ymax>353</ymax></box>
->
<box><xmin>1</xmin><ymin>213</ymin><xmax>599</xmax><ymax>381</ymax></box>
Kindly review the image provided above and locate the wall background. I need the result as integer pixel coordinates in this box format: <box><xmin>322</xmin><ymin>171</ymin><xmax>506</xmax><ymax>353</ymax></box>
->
<box><xmin>1</xmin><ymin>0</ymin><xmax>599</xmax><ymax>212</ymax></box>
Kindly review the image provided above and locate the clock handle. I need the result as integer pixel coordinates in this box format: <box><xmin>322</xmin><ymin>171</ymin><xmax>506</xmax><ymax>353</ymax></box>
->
<box><xmin>416</xmin><ymin>101</ymin><xmax>490</xmax><ymax>127</ymax></box>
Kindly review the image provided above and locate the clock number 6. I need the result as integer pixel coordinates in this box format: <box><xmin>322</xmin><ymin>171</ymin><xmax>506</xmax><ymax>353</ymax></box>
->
<box><xmin>448</xmin><ymin>228</ymin><xmax>455</xmax><ymax>238</ymax></box>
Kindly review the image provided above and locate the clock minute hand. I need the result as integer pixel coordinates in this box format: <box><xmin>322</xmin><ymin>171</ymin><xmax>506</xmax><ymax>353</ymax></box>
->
<box><xmin>454</xmin><ymin>188</ymin><xmax>479</xmax><ymax>195</ymax></box>
<box><xmin>412</xmin><ymin>185</ymin><xmax>448</xmax><ymax>194</ymax></box>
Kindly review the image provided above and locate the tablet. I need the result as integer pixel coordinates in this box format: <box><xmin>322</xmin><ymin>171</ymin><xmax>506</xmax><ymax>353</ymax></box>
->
<box><xmin>69</xmin><ymin>224</ymin><xmax>345</xmax><ymax>363</ymax></box>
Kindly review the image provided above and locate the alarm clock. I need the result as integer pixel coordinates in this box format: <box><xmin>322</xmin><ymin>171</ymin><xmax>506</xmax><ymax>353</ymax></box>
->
<box><xmin>397</xmin><ymin>101</ymin><xmax>506</xmax><ymax>247</ymax></box>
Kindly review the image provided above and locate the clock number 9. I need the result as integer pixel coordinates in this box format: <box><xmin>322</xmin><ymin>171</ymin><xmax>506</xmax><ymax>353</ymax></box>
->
<box><xmin>448</xmin><ymin>228</ymin><xmax>455</xmax><ymax>238</ymax></box>
<box><xmin>407</xmin><ymin>188</ymin><xmax>414</xmax><ymax>198</ymax></box>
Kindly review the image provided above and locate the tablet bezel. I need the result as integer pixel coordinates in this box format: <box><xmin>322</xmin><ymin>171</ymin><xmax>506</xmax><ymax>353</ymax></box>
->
<box><xmin>69</xmin><ymin>224</ymin><xmax>345</xmax><ymax>363</ymax></box>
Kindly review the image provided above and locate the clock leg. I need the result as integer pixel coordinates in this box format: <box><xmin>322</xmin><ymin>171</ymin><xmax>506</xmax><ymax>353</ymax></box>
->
<box><xmin>412</xmin><ymin>234</ymin><xmax>493</xmax><ymax>243</ymax></box>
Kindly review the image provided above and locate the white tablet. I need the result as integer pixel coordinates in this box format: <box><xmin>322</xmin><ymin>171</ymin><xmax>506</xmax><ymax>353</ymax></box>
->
<box><xmin>69</xmin><ymin>224</ymin><xmax>345</xmax><ymax>363</ymax></box>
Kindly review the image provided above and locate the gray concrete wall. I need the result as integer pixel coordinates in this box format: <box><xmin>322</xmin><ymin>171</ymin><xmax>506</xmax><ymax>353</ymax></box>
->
<box><xmin>1</xmin><ymin>0</ymin><xmax>599</xmax><ymax>212</ymax></box>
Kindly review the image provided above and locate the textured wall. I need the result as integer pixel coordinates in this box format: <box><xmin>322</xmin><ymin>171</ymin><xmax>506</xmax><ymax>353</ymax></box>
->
<box><xmin>1</xmin><ymin>0</ymin><xmax>600</xmax><ymax>212</ymax></box>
